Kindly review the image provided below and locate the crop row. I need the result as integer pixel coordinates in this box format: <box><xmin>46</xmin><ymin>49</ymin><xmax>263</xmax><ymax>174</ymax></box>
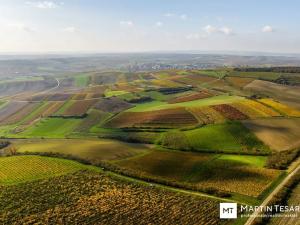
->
<box><xmin>0</xmin><ymin>170</ymin><xmax>229</xmax><ymax>225</ymax></box>
<box><xmin>106</xmin><ymin>108</ymin><xmax>198</xmax><ymax>128</ymax></box>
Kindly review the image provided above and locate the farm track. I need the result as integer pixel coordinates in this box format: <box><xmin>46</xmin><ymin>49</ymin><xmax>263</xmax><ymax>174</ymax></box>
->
<box><xmin>106</xmin><ymin>170</ymin><xmax>248</xmax><ymax>205</ymax></box>
<box><xmin>244</xmin><ymin>160</ymin><xmax>300</xmax><ymax>225</ymax></box>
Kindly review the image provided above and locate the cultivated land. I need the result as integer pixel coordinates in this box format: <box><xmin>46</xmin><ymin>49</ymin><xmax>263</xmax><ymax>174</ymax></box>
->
<box><xmin>0</xmin><ymin>67</ymin><xmax>300</xmax><ymax>224</ymax></box>
<box><xmin>0</xmin><ymin>155</ymin><xmax>88</xmax><ymax>185</ymax></box>
<box><xmin>14</xmin><ymin>139</ymin><xmax>151</xmax><ymax>161</ymax></box>
<box><xmin>0</xmin><ymin>170</ymin><xmax>231</xmax><ymax>225</ymax></box>
<box><xmin>115</xmin><ymin>150</ymin><xmax>280</xmax><ymax>197</ymax></box>
<box><xmin>243</xmin><ymin>118</ymin><xmax>300</xmax><ymax>151</ymax></box>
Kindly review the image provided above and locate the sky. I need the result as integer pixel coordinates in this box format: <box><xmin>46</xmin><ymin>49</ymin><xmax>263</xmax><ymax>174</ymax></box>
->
<box><xmin>0</xmin><ymin>0</ymin><xmax>299</xmax><ymax>53</ymax></box>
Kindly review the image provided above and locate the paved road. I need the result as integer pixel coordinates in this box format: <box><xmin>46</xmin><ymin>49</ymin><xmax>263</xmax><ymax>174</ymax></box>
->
<box><xmin>244</xmin><ymin>161</ymin><xmax>300</xmax><ymax>225</ymax></box>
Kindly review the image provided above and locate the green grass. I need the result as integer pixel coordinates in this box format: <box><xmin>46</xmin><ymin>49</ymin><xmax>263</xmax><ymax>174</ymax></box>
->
<box><xmin>160</xmin><ymin>122</ymin><xmax>270</xmax><ymax>154</ymax></box>
<box><xmin>18</xmin><ymin>118</ymin><xmax>81</xmax><ymax>138</ymax></box>
<box><xmin>0</xmin><ymin>155</ymin><xmax>90</xmax><ymax>185</ymax></box>
<box><xmin>55</xmin><ymin>100</ymin><xmax>74</xmax><ymax>115</ymax></box>
<box><xmin>104</xmin><ymin>90</ymin><xmax>129</xmax><ymax>97</ymax></box>
<box><xmin>0</xmin><ymin>125</ymin><xmax>16</xmax><ymax>137</ymax></box>
<box><xmin>74</xmin><ymin>74</ymin><xmax>89</xmax><ymax>87</ymax></box>
<box><xmin>218</xmin><ymin>155</ymin><xmax>266</xmax><ymax>167</ymax></box>
<box><xmin>184</xmin><ymin>122</ymin><xmax>269</xmax><ymax>153</ymax></box>
<box><xmin>116</xmin><ymin>92</ymin><xmax>137</xmax><ymax>101</ymax></box>
<box><xmin>127</xmin><ymin>95</ymin><xmax>244</xmax><ymax>112</ymax></box>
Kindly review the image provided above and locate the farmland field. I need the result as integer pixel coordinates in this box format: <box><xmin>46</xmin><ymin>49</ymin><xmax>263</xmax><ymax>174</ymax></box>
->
<box><xmin>74</xmin><ymin>74</ymin><xmax>90</xmax><ymax>87</ymax></box>
<box><xmin>60</xmin><ymin>99</ymin><xmax>97</xmax><ymax>117</ymax></box>
<box><xmin>0</xmin><ymin>101</ymin><xmax>28</xmax><ymax>123</ymax></box>
<box><xmin>15</xmin><ymin>139</ymin><xmax>151</xmax><ymax>161</ymax></box>
<box><xmin>0</xmin><ymin>155</ymin><xmax>88</xmax><ymax>185</ymax></box>
<box><xmin>258</xmin><ymin>98</ymin><xmax>300</xmax><ymax>117</ymax></box>
<box><xmin>0</xmin><ymin>66</ymin><xmax>299</xmax><ymax>224</ymax></box>
<box><xmin>18</xmin><ymin>118</ymin><xmax>81</xmax><ymax>138</ymax></box>
<box><xmin>160</xmin><ymin>122</ymin><xmax>270</xmax><ymax>154</ymax></box>
<box><xmin>115</xmin><ymin>150</ymin><xmax>280</xmax><ymax>197</ymax></box>
<box><xmin>127</xmin><ymin>95</ymin><xmax>244</xmax><ymax>112</ymax></box>
<box><xmin>0</xmin><ymin>170</ymin><xmax>230</xmax><ymax>225</ymax></box>
<box><xmin>244</xmin><ymin>79</ymin><xmax>300</xmax><ymax>109</ymax></box>
<box><xmin>106</xmin><ymin>107</ymin><xmax>198</xmax><ymax>128</ymax></box>
<box><xmin>243</xmin><ymin>118</ymin><xmax>300</xmax><ymax>151</ymax></box>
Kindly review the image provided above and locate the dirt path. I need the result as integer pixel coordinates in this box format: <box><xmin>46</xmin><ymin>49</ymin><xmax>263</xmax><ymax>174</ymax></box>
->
<box><xmin>244</xmin><ymin>160</ymin><xmax>300</xmax><ymax>225</ymax></box>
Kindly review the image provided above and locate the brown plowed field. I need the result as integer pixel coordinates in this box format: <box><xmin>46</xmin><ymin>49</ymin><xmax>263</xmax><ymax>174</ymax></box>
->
<box><xmin>212</xmin><ymin>104</ymin><xmax>249</xmax><ymax>120</ymax></box>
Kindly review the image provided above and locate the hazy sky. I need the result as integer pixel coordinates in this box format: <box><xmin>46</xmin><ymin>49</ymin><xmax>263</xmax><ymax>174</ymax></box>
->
<box><xmin>0</xmin><ymin>0</ymin><xmax>299</xmax><ymax>53</ymax></box>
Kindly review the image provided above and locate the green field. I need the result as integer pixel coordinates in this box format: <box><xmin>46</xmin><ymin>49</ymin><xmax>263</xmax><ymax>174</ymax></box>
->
<box><xmin>74</xmin><ymin>74</ymin><xmax>89</xmax><ymax>87</ymax></box>
<box><xmin>160</xmin><ymin>122</ymin><xmax>269</xmax><ymax>154</ymax></box>
<box><xmin>55</xmin><ymin>100</ymin><xmax>74</xmax><ymax>115</ymax></box>
<box><xmin>218</xmin><ymin>154</ymin><xmax>266</xmax><ymax>167</ymax></box>
<box><xmin>18</xmin><ymin>118</ymin><xmax>81</xmax><ymax>138</ymax></box>
<box><xmin>0</xmin><ymin>155</ymin><xmax>89</xmax><ymax>185</ymax></box>
<box><xmin>127</xmin><ymin>95</ymin><xmax>244</xmax><ymax>112</ymax></box>
<box><xmin>15</xmin><ymin>138</ymin><xmax>150</xmax><ymax>161</ymax></box>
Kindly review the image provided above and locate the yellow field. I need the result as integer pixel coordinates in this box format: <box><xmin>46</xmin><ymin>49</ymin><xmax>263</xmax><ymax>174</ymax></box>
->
<box><xmin>188</xmin><ymin>106</ymin><xmax>225</xmax><ymax>124</ymax></box>
<box><xmin>0</xmin><ymin>155</ymin><xmax>88</xmax><ymax>185</ymax></box>
<box><xmin>246</xmin><ymin>100</ymin><xmax>281</xmax><ymax>117</ymax></box>
<box><xmin>259</xmin><ymin>98</ymin><xmax>300</xmax><ymax>117</ymax></box>
<box><xmin>231</xmin><ymin>100</ymin><xmax>269</xmax><ymax>119</ymax></box>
